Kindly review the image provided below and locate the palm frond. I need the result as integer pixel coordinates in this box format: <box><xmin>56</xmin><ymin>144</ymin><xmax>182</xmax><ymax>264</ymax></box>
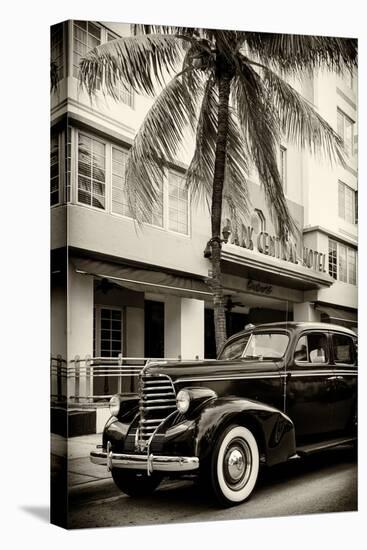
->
<box><xmin>132</xmin><ymin>24</ymin><xmax>198</xmax><ymax>37</ymax></box>
<box><xmin>79</xmin><ymin>34</ymin><xmax>186</xmax><ymax>97</ymax></box>
<box><xmin>244</xmin><ymin>33</ymin><xmax>357</xmax><ymax>74</ymax></box>
<box><xmin>233</xmin><ymin>64</ymin><xmax>297</xmax><ymax>240</ymax></box>
<box><xmin>244</xmin><ymin>58</ymin><xmax>345</xmax><ymax>163</ymax></box>
<box><xmin>223</xmin><ymin>109</ymin><xmax>251</xmax><ymax>222</ymax></box>
<box><xmin>125</xmin><ymin>68</ymin><xmax>204</xmax><ymax>221</ymax></box>
<box><xmin>186</xmin><ymin>77</ymin><xmax>250</xmax><ymax>225</ymax></box>
<box><xmin>186</xmin><ymin>76</ymin><xmax>217</xmax><ymax>209</ymax></box>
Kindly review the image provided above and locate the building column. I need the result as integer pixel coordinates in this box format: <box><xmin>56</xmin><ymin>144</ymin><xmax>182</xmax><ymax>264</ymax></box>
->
<box><xmin>126</xmin><ymin>306</ymin><xmax>145</xmax><ymax>357</ymax></box>
<box><xmin>164</xmin><ymin>296</ymin><xmax>205</xmax><ymax>360</ymax></box>
<box><xmin>293</xmin><ymin>302</ymin><xmax>321</xmax><ymax>322</ymax></box>
<box><xmin>68</xmin><ymin>267</ymin><xmax>94</xmax><ymax>402</ymax></box>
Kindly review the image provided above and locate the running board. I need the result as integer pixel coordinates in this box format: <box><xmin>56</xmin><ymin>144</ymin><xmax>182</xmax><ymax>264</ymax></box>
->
<box><xmin>296</xmin><ymin>437</ymin><xmax>356</xmax><ymax>456</ymax></box>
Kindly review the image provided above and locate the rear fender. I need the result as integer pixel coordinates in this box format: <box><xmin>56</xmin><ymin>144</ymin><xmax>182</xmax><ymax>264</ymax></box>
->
<box><xmin>193</xmin><ymin>396</ymin><xmax>296</xmax><ymax>467</ymax></box>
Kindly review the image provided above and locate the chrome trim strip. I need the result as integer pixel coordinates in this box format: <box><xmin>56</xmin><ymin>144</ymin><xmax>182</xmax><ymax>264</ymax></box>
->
<box><xmin>174</xmin><ymin>370</ymin><xmax>357</xmax><ymax>384</ymax></box>
<box><xmin>140</xmin><ymin>418</ymin><xmax>166</xmax><ymax>424</ymax></box>
<box><xmin>174</xmin><ymin>374</ymin><xmax>281</xmax><ymax>384</ymax></box>
<box><xmin>90</xmin><ymin>450</ymin><xmax>199</xmax><ymax>472</ymax></box>
<box><xmin>139</xmin><ymin>405</ymin><xmax>175</xmax><ymax>411</ymax></box>
<box><xmin>139</xmin><ymin>397</ymin><xmax>176</xmax><ymax>405</ymax></box>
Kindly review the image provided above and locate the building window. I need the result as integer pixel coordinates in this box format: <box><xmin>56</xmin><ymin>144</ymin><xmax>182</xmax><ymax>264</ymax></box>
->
<box><xmin>77</xmin><ymin>133</ymin><xmax>106</xmax><ymax>209</ymax></box>
<box><xmin>348</xmin><ymin>248</ymin><xmax>357</xmax><ymax>285</ymax></box>
<box><xmin>279</xmin><ymin>146</ymin><xmax>287</xmax><ymax>193</ymax></box>
<box><xmin>94</xmin><ymin>307</ymin><xmax>123</xmax><ymax>358</ymax></box>
<box><xmin>355</xmin><ymin>191</ymin><xmax>358</xmax><ymax>224</ymax></box>
<box><xmin>338</xmin><ymin>181</ymin><xmax>357</xmax><ymax>224</ymax></box>
<box><xmin>112</xmin><ymin>147</ymin><xmax>131</xmax><ymax>217</ymax></box>
<box><xmin>65</xmin><ymin>126</ymin><xmax>72</xmax><ymax>203</ymax></box>
<box><xmin>73</xmin><ymin>21</ymin><xmax>101</xmax><ymax>80</ymax></box>
<box><xmin>71</xmin><ymin>128</ymin><xmax>190</xmax><ymax>234</ymax></box>
<box><xmin>50</xmin><ymin>134</ymin><xmax>60</xmax><ymax>206</ymax></box>
<box><xmin>338</xmin><ymin>244</ymin><xmax>347</xmax><ymax>283</ymax></box>
<box><xmin>328</xmin><ymin>239</ymin><xmax>338</xmax><ymax>280</ymax></box>
<box><xmin>328</xmin><ymin>239</ymin><xmax>357</xmax><ymax>285</ymax></box>
<box><xmin>168</xmin><ymin>171</ymin><xmax>189</xmax><ymax>234</ymax></box>
<box><xmin>106</xmin><ymin>32</ymin><xmax>134</xmax><ymax>108</ymax></box>
<box><xmin>337</xmin><ymin>109</ymin><xmax>355</xmax><ymax>157</ymax></box>
<box><xmin>51</xmin><ymin>23</ymin><xmax>64</xmax><ymax>82</ymax></box>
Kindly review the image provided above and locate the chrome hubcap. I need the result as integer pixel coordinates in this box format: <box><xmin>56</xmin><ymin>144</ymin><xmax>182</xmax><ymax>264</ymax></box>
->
<box><xmin>227</xmin><ymin>449</ymin><xmax>245</xmax><ymax>481</ymax></box>
<box><xmin>223</xmin><ymin>438</ymin><xmax>252</xmax><ymax>490</ymax></box>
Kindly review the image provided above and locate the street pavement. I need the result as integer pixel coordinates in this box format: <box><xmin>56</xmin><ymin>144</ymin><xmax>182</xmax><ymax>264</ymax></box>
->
<box><xmin>54</xmin><ymin>434</ymin><xmax>357</xmax><ymax>529</ymax></box>
<box><xmin>51</xmin><ymin>433</ymin><xmax>111</xmax><ymax>487</ymax></box>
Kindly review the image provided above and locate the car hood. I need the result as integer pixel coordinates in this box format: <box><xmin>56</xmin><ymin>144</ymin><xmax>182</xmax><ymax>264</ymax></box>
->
<box><xmin>143</xmin><ymin>358</ymin><xmax>282</xmax><ymax>383</ymax></box>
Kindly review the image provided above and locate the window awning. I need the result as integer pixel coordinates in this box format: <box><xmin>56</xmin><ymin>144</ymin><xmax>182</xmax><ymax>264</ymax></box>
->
<box><xmin>72</xmin><ymin>257</ymin><xmax>212</xmax><ymax>299</ymax></box>
<box><xmin>315</xmin><ymin>304</ymin><xmax>358</xmax><ymax>328</ymax></box>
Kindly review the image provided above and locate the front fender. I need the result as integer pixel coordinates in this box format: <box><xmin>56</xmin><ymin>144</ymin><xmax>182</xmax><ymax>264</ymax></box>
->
<box><xmin>193</xmin><ymin>396</ymin><xmax>296</xmax><ymax>467</ymax></box>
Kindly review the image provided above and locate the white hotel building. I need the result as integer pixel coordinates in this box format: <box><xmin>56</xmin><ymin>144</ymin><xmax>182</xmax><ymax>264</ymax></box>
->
<box><xmin>50</xmin><ymin>21</ymin><xmax>357</xmax><ymax>429</ymax></box>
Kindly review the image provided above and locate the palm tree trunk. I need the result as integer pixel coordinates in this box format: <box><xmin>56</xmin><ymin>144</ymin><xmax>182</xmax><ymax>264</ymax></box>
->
<box><xmin>210</xmin><ymin>75</ymin><xmax>231</xmax><ymax>354</ymax></box>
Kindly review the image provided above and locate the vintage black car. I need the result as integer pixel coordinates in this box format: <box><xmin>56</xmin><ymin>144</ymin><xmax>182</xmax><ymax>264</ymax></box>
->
<box><xmin>90</xmin><ymin>322</ymin><xmax>357</xmax><ymax>506</ymax></box>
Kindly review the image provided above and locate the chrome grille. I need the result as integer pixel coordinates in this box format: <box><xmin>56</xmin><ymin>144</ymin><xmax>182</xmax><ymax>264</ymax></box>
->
<box><xmin>137</xmin><ymin>373</ymin><xmax>176</xmax><ymax>451</ymax></box>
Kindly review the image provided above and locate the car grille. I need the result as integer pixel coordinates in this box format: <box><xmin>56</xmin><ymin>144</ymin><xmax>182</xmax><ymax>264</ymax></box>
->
<box><xmin>137</xmin><ymin>373</ymin><xmax>177</xmax><ymax>451</ymax></box>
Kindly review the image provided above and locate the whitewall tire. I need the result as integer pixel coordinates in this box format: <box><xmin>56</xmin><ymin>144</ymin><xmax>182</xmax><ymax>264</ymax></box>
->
<box><xmin>210</xmin><ymin>425</ymin><xmax>259</xmax><ymax>506</ymax></box>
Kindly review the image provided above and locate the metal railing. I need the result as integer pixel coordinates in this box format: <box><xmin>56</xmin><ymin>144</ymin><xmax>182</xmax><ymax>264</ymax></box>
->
<box><xmin>51</xmin><ymin>354</ymin><xmax>204</xmax><ymax>404</ymax></box>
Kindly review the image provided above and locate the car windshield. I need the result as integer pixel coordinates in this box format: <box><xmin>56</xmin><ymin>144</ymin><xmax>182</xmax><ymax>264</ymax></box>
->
<box><xmin>218</xmin><ymin>334</ymin><xmax>251</xmax><ymax>360</ymax></box>
<box><xmin>243</xmin><ymin>332</ymin><xmax>289</xmax><ymax>360</ymax></box>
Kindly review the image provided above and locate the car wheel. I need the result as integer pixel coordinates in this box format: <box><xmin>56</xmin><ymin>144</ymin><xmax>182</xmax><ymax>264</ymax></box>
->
<box><xmin>111</xmin><ymin>469</ymin><xmax>162</xmax><ymax>497</ymax></box>
<box><xmin>210</xmin><ymin>424</ymin><xmax>259</xmax><ymax>507</ymax></box>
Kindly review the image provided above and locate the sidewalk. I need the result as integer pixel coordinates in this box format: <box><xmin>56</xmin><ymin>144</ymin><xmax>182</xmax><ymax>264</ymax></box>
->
<box><xmin>51</xmin><ymin>432</ymin><xmax>112</xmax><ymax>488</ymax></box>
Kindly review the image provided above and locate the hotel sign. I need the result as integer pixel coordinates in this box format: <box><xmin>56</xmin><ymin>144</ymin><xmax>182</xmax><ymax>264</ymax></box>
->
<box><xmin>235</xmin><ymin>225</ymin><xmax>327</xmax><ymax>273</ymax></box>
<box><xmin>303</xmin><ymin>247</ymin><xmax>327</xmax><ymax>273</ymax></box>
<box><xmin>247</xmin><ymin>279</ymin><xmax>273</xmax><ymax>294</ymax></box>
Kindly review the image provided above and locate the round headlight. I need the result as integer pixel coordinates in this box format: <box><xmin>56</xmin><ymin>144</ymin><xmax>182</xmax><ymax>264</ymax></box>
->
<box><xmin>109</xmin><ymin>395</ymin><xmax>120</xmax><ymax>417</ymax></box>
<box><xmin>176</xmin><ymin>390</ymin><xmax>190</xmax><ymax>414</ymax></box>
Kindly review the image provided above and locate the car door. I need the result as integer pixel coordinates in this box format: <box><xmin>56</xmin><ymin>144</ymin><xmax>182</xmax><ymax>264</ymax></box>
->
<box><xmin>285</xmin><ymin>330</ymin><xmax>336</xmax><ymax>443</ymax></box>
<box><xmin>330</xmin><ymin>331</ymin><xmax>357</xmax><ymax>435</ymax></box>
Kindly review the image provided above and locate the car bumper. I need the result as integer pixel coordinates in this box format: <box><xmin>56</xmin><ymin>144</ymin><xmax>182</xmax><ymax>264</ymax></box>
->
<box><xmin>90</xmin><ymin>448</ymin><xmax>200</xmax><ymax>474</ymax></box>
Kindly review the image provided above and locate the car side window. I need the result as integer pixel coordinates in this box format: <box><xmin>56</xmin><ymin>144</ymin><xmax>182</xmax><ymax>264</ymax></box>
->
<box><xmin>294</xmin><ymin>332</ymin><xmax>329</xmax><ymax>364</ymax></box>
<box><xmin>332</xmin><ymin>333</ymin><xmax>355</xmax><ymax>365</ymax></box>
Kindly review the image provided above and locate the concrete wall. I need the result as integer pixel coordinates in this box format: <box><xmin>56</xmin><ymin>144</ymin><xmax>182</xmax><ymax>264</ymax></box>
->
<box><xmin>67</xmin><ymin>202</ymin><xmax>210</xmax><ymax>278</ymax></box>
<box><xmin>50</xmin><ymin>206</ymin><xmax>67</xmax><ymax>250</ymax></box>
<box><xmin>303</xmin><ymin>69</ymin><xmax>357</xmax><ymax>238</ymax></box>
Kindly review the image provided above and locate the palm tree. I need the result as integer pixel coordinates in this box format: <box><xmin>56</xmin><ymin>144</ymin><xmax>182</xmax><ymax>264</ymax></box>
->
<box><xmin>79</xmin><ymin>26</ymin><xmax>357</xmax><ymax>353</ymax></box>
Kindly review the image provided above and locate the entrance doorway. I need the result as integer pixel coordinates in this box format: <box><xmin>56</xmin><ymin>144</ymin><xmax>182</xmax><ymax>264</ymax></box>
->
<box><xmin>144</xmin><ymin>300</ymin><xmax>164</xmax><ymax>358</ymax></box>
